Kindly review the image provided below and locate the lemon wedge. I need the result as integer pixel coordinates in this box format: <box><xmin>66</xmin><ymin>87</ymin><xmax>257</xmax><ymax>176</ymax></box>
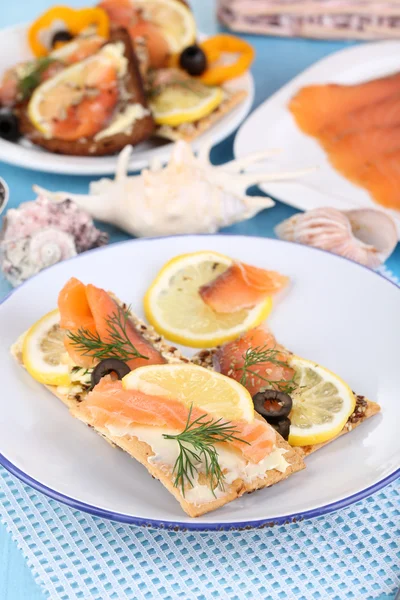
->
<box><xmin>123</xmin><ymin>363</ymin><xmax>255</xmax><ymax>422</ymax></box>
<box><xmin>144</xmin><ymin>251</ymin><xmax>273</xmax><ymax>348</ymax></box>
<box><xmin>135</xmin><ymin>0</ymin><xmax>196</xmax><ymax>54</ymax></box>
<box><xmin>149</xmin><ymin>83</ymin><xmax>223</xmax><ymax>126</ymax></box>
<box><xmin>22</xmin><ymin>309</ymin><xmax>71</xmax><ymax>387</ymax></box>
<box><xmin>288</xmin><ymin>356</ymin><xmax>356</xmax><ymax>447</ymax></box>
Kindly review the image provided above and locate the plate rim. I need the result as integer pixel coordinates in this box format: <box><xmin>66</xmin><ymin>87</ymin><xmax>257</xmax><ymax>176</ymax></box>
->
<box><xmin>0</xmin><ymin>234</ymin><xmax>399</xmax><ymax>530</ymax></box>
<box><xmin>0</xmin><ymin>23</ymin><xmax>254</xmax><ymax>176</ymax></box>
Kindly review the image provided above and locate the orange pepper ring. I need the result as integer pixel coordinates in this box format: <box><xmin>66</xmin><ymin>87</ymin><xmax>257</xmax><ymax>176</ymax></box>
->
<box><xmin>28</xmin><ymin>6</ymin><xmax>109</xmax><ymax>58</ymax></box>
<box><xmin>199</xmin><ymin>34</ymin><xmax>255</xmax><ymax>85</ymax></box>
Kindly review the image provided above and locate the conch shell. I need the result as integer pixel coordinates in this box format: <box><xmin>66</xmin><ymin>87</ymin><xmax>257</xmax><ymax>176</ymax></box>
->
<box><xmin>35</xmin><ymin>141</ymin><xmax>314</xmax><ymax>237</ymax></box>
<box><xmin>275</xmin><ymin>207</ymin><xmax>397</xmax><ymax>268</ymax></box>
<box><xmin>0</xmin><ymin>196</ymin><xmax>108</xmax><ymax>287</ymax></box>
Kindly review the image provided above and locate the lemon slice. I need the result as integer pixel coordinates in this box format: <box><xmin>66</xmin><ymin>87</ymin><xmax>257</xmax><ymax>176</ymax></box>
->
<box><xmin>123</xmin><ymin>363</ymin><xmax>254</xmax><ymax>422</ymax></box>
<box><xmin>150</xmin><ymin>84</ymin><xmax>222</xmax><ymax>126</ymax></box>
<box><xmin>28</xmin><ymin>43</ymin><xmax>126</xmax><ymax>136</ymax></box>
<box><xmin>22</xmin><ymin>309</ymin><xmax>71</xmax><ymax>387</ymax></box>
<box><xmin>288</xmin><ymin>356</ymin><xmax>356</xmax><ymax>447</ymax></box>
<box><xmin>135</xmin><ymin>0</ymin><xmax>196</xmax><ymax>54</ymax></box>
<box><xmin>150</xmin><ymin>82</ymin><xmax>223</xmax><ymax>126</ymax></box>
<box><xmin>144</xmin><ymin>251</ymin><xmax>273</xmax><ymax>348</ymax></box>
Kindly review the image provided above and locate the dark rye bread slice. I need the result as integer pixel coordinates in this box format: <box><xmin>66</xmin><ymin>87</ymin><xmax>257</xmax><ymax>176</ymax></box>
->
<box><xmin>192</xmin><ymin>348</ymin><xmax>381</xmax><ymax>456</ymax></box>
<box><xmin>15</xmin><ymin>28</ymin><xmax>155</xmax><ymax>156</ymax></box>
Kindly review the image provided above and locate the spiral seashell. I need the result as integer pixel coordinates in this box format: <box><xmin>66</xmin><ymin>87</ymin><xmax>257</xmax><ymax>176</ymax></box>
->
<box><xmin>0</xmin><ymin>195</ymin><xmax>108</xmax><ymax>286</ymax></box>
<box><xmin>28</xmin><ymin>228</ymin><xmax>77</xmax><ymax>269</ymax></box>
<box><xmin>275</xmin><ymin>207</ymin><xmax>397</xmax><ymax>268</ymax></box>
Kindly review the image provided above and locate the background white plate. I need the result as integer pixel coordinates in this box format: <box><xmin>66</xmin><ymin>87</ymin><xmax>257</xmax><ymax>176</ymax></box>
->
<box><xmin>0</xmin><ymin>24</ymin><xmax>253</xmax><ymax>175</ymax></box>
<box><xmin>234</xmin><ymin>41</ymin><xmax>400</xmax><ymax>235</ymax></box>
<box><xmin>0</xmin><ymin>235</ymin><xmax>398</xmax><ymax>529</ymax></box>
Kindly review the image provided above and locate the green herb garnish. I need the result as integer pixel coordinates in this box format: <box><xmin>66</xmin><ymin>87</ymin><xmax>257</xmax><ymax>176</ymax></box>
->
<box><xmin>235</xmin><ymin>345</ymin><xmax>297</xmax><ymax>395</ymax></box>
<box><xmin>163</xmin><ymin>406</ymin><xmax>248</xmax><ymax>497</ymax></box>
<box><xmin>67</xmin><ymin>305</ymin><xmax>148</xmax><ymax>363</ymax></box>
<box><xmin>18</xmin><ymin>57</ymin><xmax>56</xmax><ymax>100</ymax></box>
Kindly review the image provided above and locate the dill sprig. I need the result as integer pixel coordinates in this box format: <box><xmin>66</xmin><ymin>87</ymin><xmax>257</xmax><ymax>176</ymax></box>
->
<box><xmin>235</xmin><ymin>345</ymin><xmax>297</xmax><ymax>395</ymax></box>
<box><xmin>18</xmin><ymin>57</ymin><xmax>56</xmax><ymax>100</ymax></box>
<box><xmin>67</xmin><ymin>305</ymin><xmax>148</xmax><ymax>363</ymax></box>
<box><xmin>163</xmin><ymin>406</ymin><xmax>248</xmax><ymax>497</ymax></box>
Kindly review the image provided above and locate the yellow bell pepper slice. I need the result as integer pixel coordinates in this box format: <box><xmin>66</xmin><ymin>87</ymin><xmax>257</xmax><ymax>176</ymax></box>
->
<box><xmin>28</xmin><ymin>6</ymin><xmax>110</xmax><ymax>58</ymax></box>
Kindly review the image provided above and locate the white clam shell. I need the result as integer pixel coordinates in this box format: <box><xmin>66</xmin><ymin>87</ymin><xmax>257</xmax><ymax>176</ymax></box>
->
<box><xmin>35</xmin><ymin>141</ymin><xmax>314</xmax><ymax>238</ymax></box>
<box><xmin>275</xmin><ymin>207</ymin><xmax>397</xmax><ymax>268</ymax></box>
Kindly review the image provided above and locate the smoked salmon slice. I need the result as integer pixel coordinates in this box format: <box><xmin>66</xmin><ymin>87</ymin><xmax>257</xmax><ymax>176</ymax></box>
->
<box><xmin>319</xmin><ymin>91</ymin><xmax>400</xmax><ymax>143</ymax></box>
<box><xmin>215</xmin><ymin>326</ymin><xmax>295</xmax><ymax>397</ymax></box>
<box><xmin>77</xmin><ymin>377</ymin><xmax>277</xmax><ymax>463</ymax></box>
<box><xmin>85</xmin><ymin>284</ymin><xmax>165</xmax><ymax>369</ymax></box>
<box><xmin>290</xmin><ymin>70</ymin><xmax>400</xmax><ymax>210</ymax></box>
<box><xmin>325</xmin><ymin>125</ymin><xmax>400</xmax><ymax>186</ymax></box>
<box><xmin>58</xmin><ymin>278</ymin><xmax>97</xmax><ymax>368</ymax></box>
<box><xmin>289</xmin><ymin>71</ymin><xmax>400</xmax><ymax>137</ymax></box>
<box><xmin>357</xmin><ymin>149</ymin><xmax>400</xmax><ymax>210</ymax></box>
<box><xmin>58</xmin><ymin>278</ymin><xmax>165</xmax><ymax>369</ymax></box>
<box><xmin>199</xmin><ymin>263</ymin><xmax>288</xmax><ymax>313</ymax></box>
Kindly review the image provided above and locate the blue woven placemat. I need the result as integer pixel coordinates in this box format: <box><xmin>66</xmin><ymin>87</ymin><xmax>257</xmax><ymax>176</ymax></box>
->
<box><xmin>0</xmin><ymin>265</ymin><xmax>398</xmax><ymax>600</ymax></box>
<box><xmin>0</xmin><ymin>467</ymin><xmax>398</xmax><ymax>600</ymax></box>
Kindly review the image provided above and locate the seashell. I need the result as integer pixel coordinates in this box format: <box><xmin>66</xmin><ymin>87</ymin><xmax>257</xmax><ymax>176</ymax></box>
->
<box><xmin>28</xmin><ymin>228</ymin><xmax>77</xmax><ymax>269</ymax></box>
<box><xmin>0</xmin><ymin>195</ymin><xmax>108</xmax><ymax>287</ymax></box>
<box><xmin>275</xmin><ymin>207</ymin><xmax>397</xmax><ymax>268</ymax></box>
<box><xmin>0</xmin><ymin>177</ymin><xmax>9</xmax><ymax>216</ymax></box>
<box><xmin>35</xmin><ymin>141</ymin><xmax>314</xmax><ymax>238</ymax></box>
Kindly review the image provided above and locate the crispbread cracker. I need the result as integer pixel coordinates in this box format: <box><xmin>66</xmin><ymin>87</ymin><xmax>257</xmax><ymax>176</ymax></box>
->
<box><xmin>155</xmin><ymin>89</ymin><xmax>247</xmax><ymax>142</ymax></box>
<box><xmin>71</xmin><ymin>407</ymin><xmax>305</xmax><ymax>517</ymax></box>
<box><xmin>11</xmin><ymin>301</ymin><xmax>305</xmax><ymax>517</ymax></box>
<box><xmin>192</xmin><ymin>348</ymin><xmax>381</xmax><ymax>455</ymax></box>
<box><xmin>298</xmin><ymin>398</ymin><xmax>381</xmax><ymax>457</ymax></box>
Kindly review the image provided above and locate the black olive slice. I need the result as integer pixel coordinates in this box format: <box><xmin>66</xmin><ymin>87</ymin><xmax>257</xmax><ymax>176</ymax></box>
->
<box><xmin>91</xmin><ymin>358</ymin><xmax>131</xmax><ymax>388</ymax></box>
<box><xmin>0</xmin><ymin>111</ymin><xmax>21</xmax><ymax>142</ymax></box>
<box><xmin>51</xmin><ymin>30</ymin><xmax>74</xmax><ymax>48</ymax></box>
<box><xmin>252</xmin><ymin>390</ymin><xmax>292</xmax><ymax>421</ymax></box>
<box><xmin>179</xmin><ymin>45</ymin><xmax>207</xmax><ymax>76</ymax></box>
<box><xmin>269</xmin><ymin>418</ymin><xmax>291</xmax><ymax>441</ymax></box>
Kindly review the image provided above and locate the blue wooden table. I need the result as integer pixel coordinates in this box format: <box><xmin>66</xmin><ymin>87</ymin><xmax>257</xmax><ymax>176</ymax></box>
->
<box><xmin>0</xmin><ymin>1</ymin><xmax>398</xmax><ymax>598</ymax></box>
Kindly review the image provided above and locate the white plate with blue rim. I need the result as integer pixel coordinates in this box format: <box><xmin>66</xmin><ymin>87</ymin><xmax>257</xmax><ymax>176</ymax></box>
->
<box><xmin>0</xmin><ymin>234</ymin><xmax>398</xmax><ymax>530</ymax></box>
<box><xmin>0</xmin><ymin>24</ymin><xmax>253</xmax><ymax>175</ymax></box>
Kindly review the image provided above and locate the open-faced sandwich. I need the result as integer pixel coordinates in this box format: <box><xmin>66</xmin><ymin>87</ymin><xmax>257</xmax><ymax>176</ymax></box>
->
<box><xmin>15</xmin><ymin>28</ymin><xmax>155</xmax><ymax>156</ymax></box>
<box><xmin>12</xmin><ymin>277</ymin><xmax>305</xmax><ymax>517</ymax></box>
<box><xmin>0</xmin><ymin>1</ymin><xmax>253</xmax><ymax>155</ymax></box>
<box><xmin>143</xmin><ymin>250</ymin><xmax>381</xmax><ymax>455</ymax></box>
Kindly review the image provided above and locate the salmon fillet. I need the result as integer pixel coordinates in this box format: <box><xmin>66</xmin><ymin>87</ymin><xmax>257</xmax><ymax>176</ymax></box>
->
<box><xmin>325</xmin><ymin>125</ymin><xmax>400</xmax><ymax>186</ymax></box>
<box><xmin>320</xmin><ymin>91</ymin><xmax>400</xmax><ymax>143</ymax></box>
<box><xmin>199</xmin><ymin>263</ymin><xmax>288</xmax><ymax>313</ymax></box>
<box><xmin>58</xmin><ymin>277</ymin><xmax>165</xmax><ymax>369</ymax></box>
<box><xmin>289</xmin><ymin>71</ymin><xmax>400</xmax><ymax>137</ymax></box>
<box><xmin>75</xmin><ymin>377</ymin><xmax>277</xmax><ymax>463</ymax></box>
<box><xmin>357</xmin><ymin>149</ymin><xmax>400</xmax><ymax>210</ymax></box>
<box><xmin>214</xmin><ymin>326</ymin><xmax>294</xmax><ymax>397</ymax></box>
